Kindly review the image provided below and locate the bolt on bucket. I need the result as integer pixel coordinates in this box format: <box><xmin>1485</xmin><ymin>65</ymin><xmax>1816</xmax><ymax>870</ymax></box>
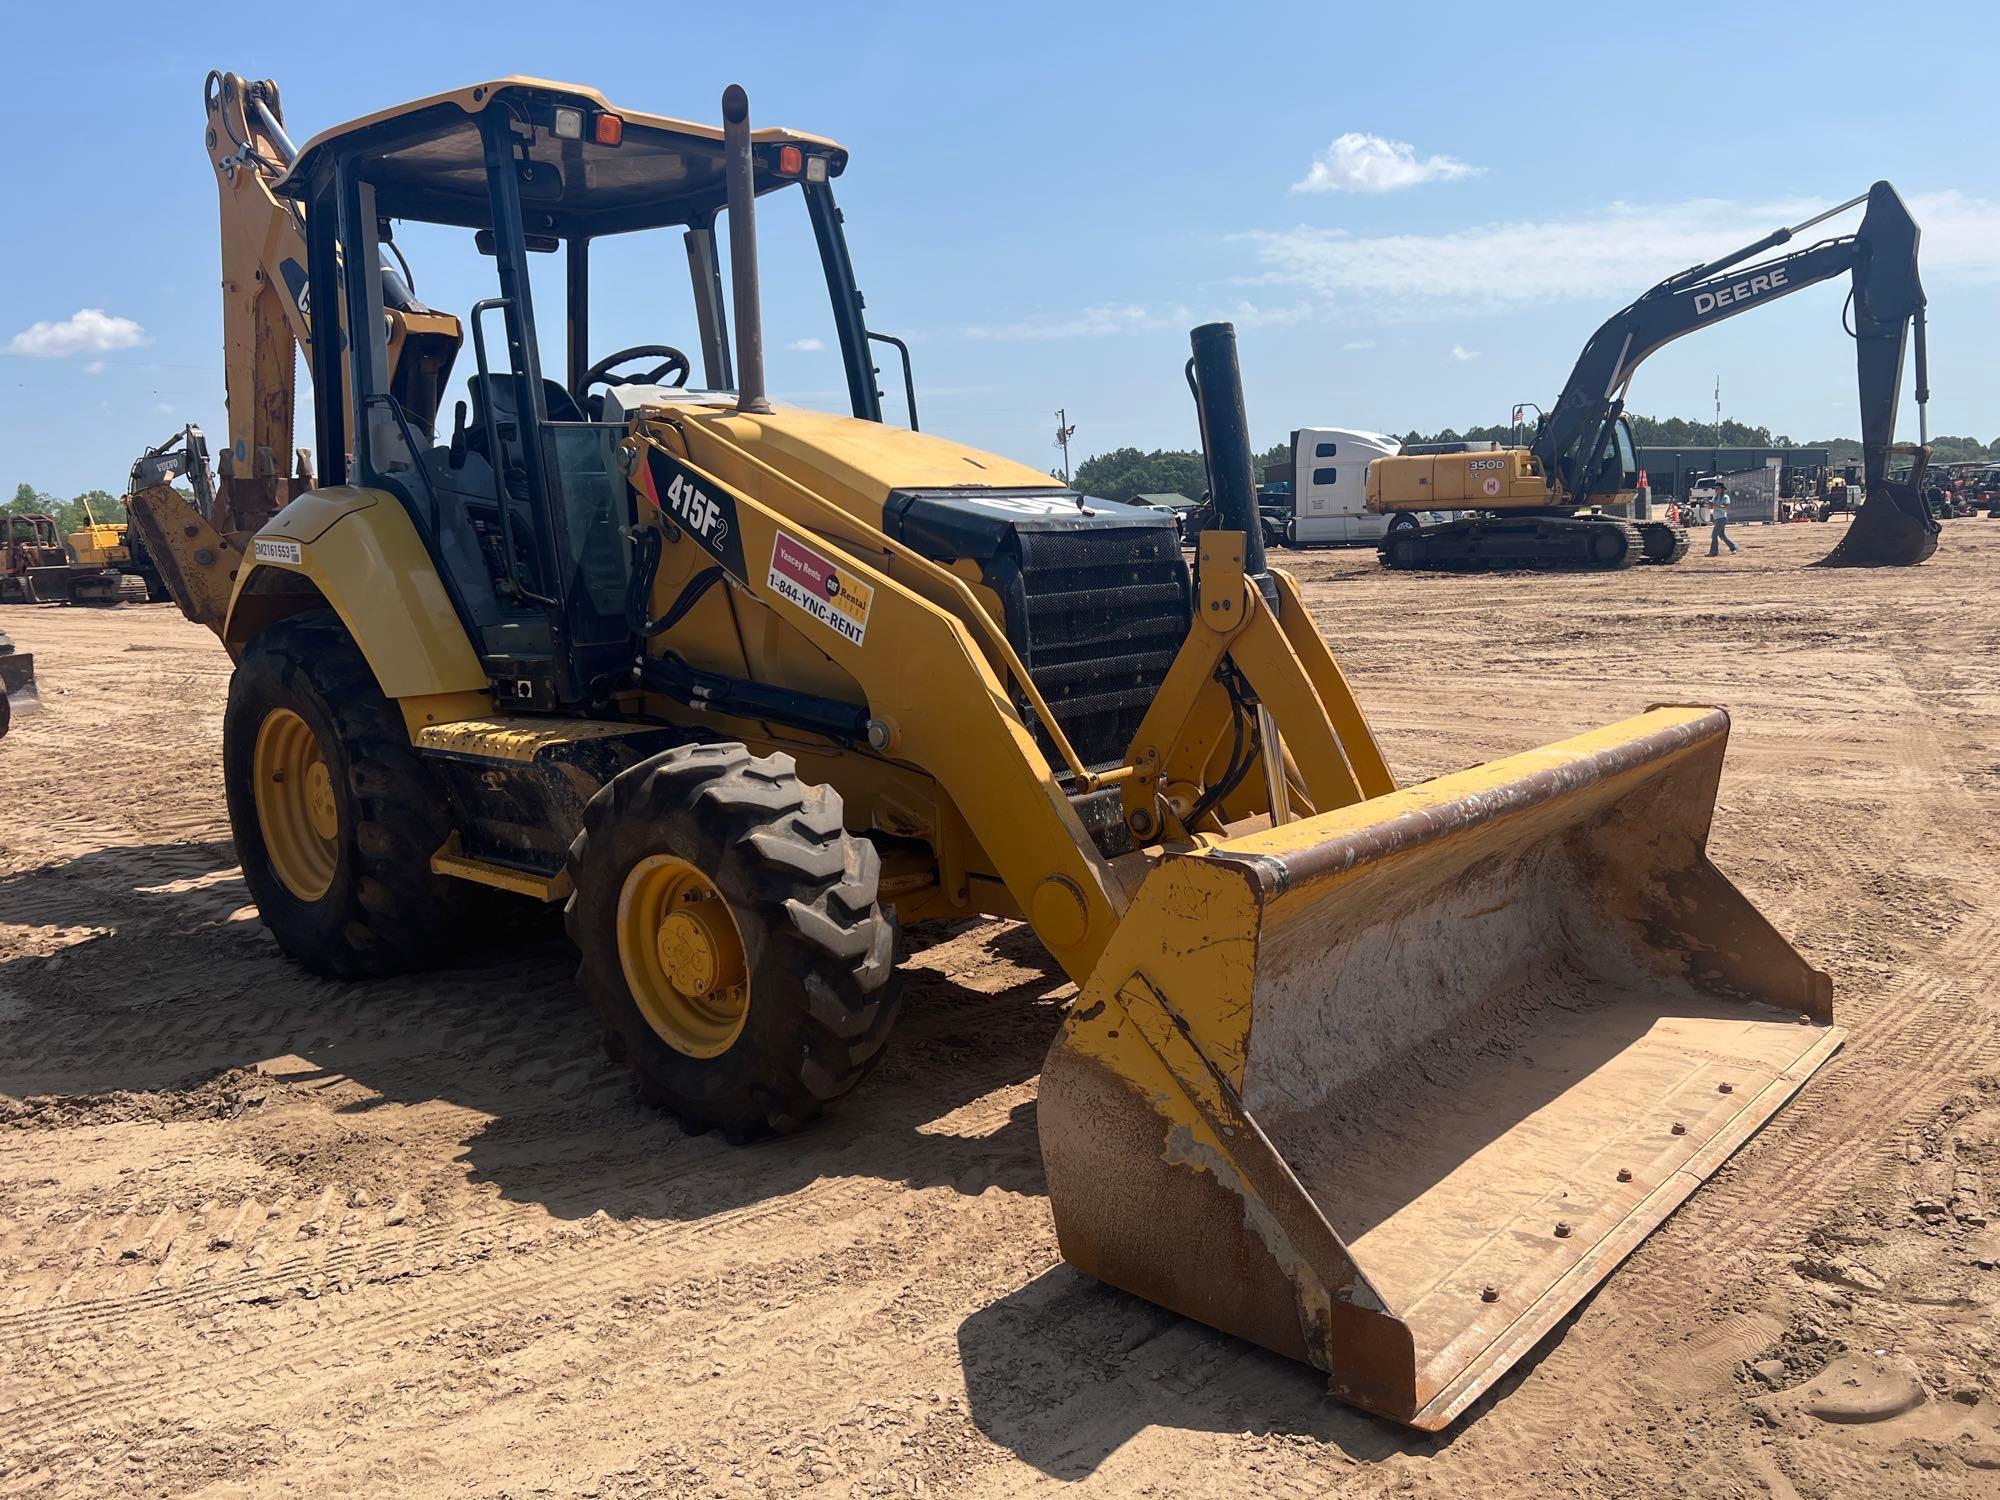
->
<box><xmin>1814</xmin><ymin>479</ymin><xmax>1939</xmax><ymax>566</ymax></box>
<box><xmin>1040</xmin><ymin>705</ymin><xmax>1840</xmax><ymax>1430</ymax></box>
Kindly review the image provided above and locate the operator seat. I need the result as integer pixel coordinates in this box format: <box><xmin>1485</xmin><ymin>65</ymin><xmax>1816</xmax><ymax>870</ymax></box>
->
<box><xmin>466</xmin><ymin>372</ymin><xmax>586</xmax><ymax>452</ymax></box>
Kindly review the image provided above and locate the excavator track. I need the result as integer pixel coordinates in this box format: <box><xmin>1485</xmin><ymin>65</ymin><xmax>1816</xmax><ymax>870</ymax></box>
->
<box><xmin>1381</xmin><ymin>515</ymin><xmax>1642</xmax><ymax>573</ymax></box>
<box><xmin>1637</xmin><ymin>521</ymin><xmax>1690</xmax><ymax>564</ymax></box>
<box><xmin>67</xmin><ymin>572</ymin><xmax>150</xmax><ymax>607</ymax></box>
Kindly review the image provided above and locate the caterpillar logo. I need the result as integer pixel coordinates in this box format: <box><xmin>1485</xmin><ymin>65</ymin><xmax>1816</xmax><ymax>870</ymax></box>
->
<box><xmin>1694</xmin><ymin>266</ymin><xmax>1789</xmax><ymax>317</ymax></box>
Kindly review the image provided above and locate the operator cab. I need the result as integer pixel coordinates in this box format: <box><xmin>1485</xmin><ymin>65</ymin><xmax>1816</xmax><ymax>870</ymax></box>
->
<box><xmin>278</xmin><ymin>79</ymin><xmax>909</xmax><ymax>712</ymax></box>
<box><xmin>1575</xmin><ymin>415</ymin><xmax>1640</xmax><ymax>503</ymax></box>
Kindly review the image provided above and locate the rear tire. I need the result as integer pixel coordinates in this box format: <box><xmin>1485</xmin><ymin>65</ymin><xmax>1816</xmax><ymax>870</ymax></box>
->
<box><xmin>224</xmin><ymin>610</ymin><xmax>472</xmax><ymax>978</ymax></box>
<box><xmin>566</xmin><ymin>743</ymin><xmax>901</xmax><ymax>1140</ymax></box>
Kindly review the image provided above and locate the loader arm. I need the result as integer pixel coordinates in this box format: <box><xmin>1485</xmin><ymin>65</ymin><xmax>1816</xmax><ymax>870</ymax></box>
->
<box><xmin>1533</xmin><ymin>181</ymin><xmax>1929</xmax><ymax>513</ymax></box>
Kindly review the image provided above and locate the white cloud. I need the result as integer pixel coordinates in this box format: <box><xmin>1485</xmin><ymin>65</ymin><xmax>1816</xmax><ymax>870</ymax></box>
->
<box><xmin>1451</xmin><ymin>345</ymin><xmax>1480</xmax><ymax>362</ymax></box>
<box><xmin>965</xmin><ymin>302</ymin><xmax>1159</xmax><ymax>341</ymax></box>
<box><xmin>7</xmin><ymin>308</ymin><xmax>149</xmax><ymax>358</ymax></box>
<box><xmin>963</xmin><ymin>298</ymin><xmax>1308</xmax><ymax>342</ymax></box>
<box><xmin>155</xmin><ymin>402</ymin><xmax>175</xmax><ymax>415</ymax></box>
<box><xmin>787</xmin><ymin>337</ymin><xmax>825</xmax><ymax>352</ymax></box>
<box><xmin>1292</xmin><ymin>133</ymin><xmax>1481</xmax><ymax>195</ymax></box>
<box><xmin>1248</xmin><ymin>190</ymin><xmax>2000</xmax><ymax>317</ymax></box>
<box><xmin>84</xmin><ymin>359</ymin><xmax>106</xmax><ymax>375</ymax></box>
<box><xmin>1340</xmin><ymin>339</ymin><xmax>1377</xmax><ymax>352</ymax></box>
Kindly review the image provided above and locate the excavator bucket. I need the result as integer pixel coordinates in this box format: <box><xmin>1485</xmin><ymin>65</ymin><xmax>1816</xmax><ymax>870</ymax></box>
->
<box><xmin>1040</xmin><ymin>705</ymin><xmax>1839</xmax><ymax>1430</ymax></box>
<box><xmin>1814</xmin><ymin>478</ymin><xmax>1939</xmax><ymax>567</ymax></box>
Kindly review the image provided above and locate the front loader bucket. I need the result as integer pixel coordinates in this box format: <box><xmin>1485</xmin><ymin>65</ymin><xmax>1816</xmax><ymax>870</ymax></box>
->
<box><xmin>1813</xmin><ymin>479</ymin><xmax>1939</xmax><ymax>566</ymax></box>
<box><xmin>1040</xmin><ymin>706</ymin><xmax>1839</xmax><ymax>1430</ymax></box>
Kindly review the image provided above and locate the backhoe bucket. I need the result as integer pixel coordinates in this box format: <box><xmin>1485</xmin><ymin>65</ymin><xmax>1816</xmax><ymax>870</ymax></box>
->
<box><xmin>1040</xmin><ymin>705</ymin><xmax>1839</xmax><ymax>1430</ymax></box>
<box><xmin>1814</xmin><ymin>479</ymin><xmax>1939</xmax><ymax>566</ymax></box>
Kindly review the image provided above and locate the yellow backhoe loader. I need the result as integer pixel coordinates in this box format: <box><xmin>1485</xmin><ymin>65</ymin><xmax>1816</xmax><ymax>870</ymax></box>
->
<box><xmin>134</xmin><ymin>71</ymin><xmax>1842</xmax><ymax>1431</ymax></box>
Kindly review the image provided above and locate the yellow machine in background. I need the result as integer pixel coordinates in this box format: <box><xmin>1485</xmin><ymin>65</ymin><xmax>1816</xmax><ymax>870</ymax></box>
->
<box><xmin>136</xmin><ymin>71</ymin><xmax>1843</xmax><ymax>1430</ymax></box>
<box><xmin>1</xmin><ymin>511</ymin><xmax>146</xmax><ymax>605</ymax></box>
<box><xmin>66</xmin><ymin>520</ymin><xmax>128</xmax><ymax>569</ymax></box>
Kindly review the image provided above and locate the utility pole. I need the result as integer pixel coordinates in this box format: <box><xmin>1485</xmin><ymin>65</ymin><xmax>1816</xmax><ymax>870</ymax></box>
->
<box><xmin>1054</xmin><ymin>409</ymin><xmax>1077</xmax><ymax>485</ymax></box>
<box><xmin>1712</xmin><ymin>375</ymin><xmax>1722</xmax><ymax>476</ymax></box>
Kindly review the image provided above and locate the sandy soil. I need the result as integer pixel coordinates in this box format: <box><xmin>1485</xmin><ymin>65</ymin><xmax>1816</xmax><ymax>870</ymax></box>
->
<box><xmin>3</xmin><ymin>520</ymin><xmax>1999</xmax><ymax>1497</ymax></box>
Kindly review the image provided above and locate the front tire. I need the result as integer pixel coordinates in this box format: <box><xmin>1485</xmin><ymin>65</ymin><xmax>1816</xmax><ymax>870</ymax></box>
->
<box><xmin>223</xmin><ymin>610</ymin><xmax>471</xmax><ymax>978</ymax></box>
<box><xmin>566</xmin><ymin>743</ymin><xmax>900</xmax><ymax>1140</ymax></box>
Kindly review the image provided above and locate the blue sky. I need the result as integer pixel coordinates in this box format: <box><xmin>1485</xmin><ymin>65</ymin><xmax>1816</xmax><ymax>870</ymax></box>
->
<box><xmin>4</xmin><ymin>0</ymin><xmax>1995</xmax><ymax>497</ymax></box>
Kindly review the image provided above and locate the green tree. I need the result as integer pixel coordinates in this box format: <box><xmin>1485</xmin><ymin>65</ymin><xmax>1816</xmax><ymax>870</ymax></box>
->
<box><xmin>4</xmin><ymin>484</ymin><xmax>123</xmax><ymax>540</ymax></box>
<box><xmin>1071</xmin><ymin>439</ymin><xmax>1297</xmax><ymax>501</ymax></box>
<box><xmin>1071</xmin><ymin>446</ymin><xmax>1210</xmax><ymax>503</ymax></box>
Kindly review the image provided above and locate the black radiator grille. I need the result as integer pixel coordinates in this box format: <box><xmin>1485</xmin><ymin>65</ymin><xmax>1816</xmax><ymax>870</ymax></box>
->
<box><xmin>996</xmin><ymin>526</ymin><xmax>1190</xmax><ymax>770</ymax></box>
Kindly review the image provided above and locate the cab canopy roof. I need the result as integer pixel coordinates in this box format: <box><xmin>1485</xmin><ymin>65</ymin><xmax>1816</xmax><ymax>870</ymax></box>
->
<box><xmin>278</xmin><ymin>77</ymin><xmax>848</xmax><ymax>237</ymax></box>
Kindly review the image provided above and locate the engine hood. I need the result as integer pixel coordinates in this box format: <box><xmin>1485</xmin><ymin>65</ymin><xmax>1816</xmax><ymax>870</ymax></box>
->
<box><xmin>675</xmin><ymin>402</ymin><xmax>1170</xmax><ymax>554</ymax></box>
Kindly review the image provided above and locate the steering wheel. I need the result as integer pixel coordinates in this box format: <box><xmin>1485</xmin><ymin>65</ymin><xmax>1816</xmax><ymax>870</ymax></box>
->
<box><xmin>581</xmin><ymin>344</ymin><xmax>693</xmax><ymax>395</ymax></box>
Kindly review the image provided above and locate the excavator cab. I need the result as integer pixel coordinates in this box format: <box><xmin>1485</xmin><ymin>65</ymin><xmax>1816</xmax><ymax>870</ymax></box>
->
<box><xmin>269</xmin><ymin>81</ymin><xmax>903</xmax><ymax>713</ymax></box>
<box><xmin>1582</xmin><ymin>415</ymin><xmax>1641</xmax><ymax>504</ymax></box>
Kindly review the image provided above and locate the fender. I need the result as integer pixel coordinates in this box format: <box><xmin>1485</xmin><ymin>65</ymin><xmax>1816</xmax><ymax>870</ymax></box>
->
<box><xmin>224</xmin><ymin>486</ymin><xmax>493</xmax><ymax>726</ymax></box>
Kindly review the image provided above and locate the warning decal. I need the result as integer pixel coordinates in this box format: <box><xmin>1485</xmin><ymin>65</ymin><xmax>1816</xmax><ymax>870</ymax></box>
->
<box><xmin>768</xmin><ymin>530</ymin><xmax>874</xmax><ymax>647</ymax></box>
<box><xmin>1482</xmin><ymin>477</ymin><xmax>1502</xmax><ymax>496</ymax></box>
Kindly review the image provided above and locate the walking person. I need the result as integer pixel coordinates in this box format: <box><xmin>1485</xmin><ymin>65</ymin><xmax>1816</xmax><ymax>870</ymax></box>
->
<box><xmin>1708</xmin><ymin>486</ymin><xmax>1738</xmax><ymax>555</ymax></box>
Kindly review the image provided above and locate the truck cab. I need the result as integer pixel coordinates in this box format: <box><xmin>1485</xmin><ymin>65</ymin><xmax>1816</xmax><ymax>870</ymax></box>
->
<box><xmin>1281</xmin><ymin>427</ymin><xmax>1410</xmax><ymax>545</ymax></box>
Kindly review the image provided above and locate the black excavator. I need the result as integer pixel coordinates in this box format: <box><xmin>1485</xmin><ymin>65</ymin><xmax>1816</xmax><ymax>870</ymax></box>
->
<box><xmin>1372</xmin><ymin>180</ymin><xmax>1940</xmax><ymax>570</ymax></box>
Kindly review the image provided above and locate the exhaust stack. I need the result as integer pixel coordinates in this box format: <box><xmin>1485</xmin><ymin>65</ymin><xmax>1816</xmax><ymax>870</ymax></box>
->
<box><xmin>720</xmin><ymin>84</ymin><xmax>771</xmax><ymax>415</ymax></box>
<box><xmin>1189</xmin><ymin>322</ymin><xmax>1272</xmax><ymax>600</ymax></box>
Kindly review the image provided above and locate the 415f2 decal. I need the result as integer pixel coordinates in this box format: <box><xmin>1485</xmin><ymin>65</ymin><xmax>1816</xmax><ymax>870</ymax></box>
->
<box><xmin>643</xmin><ymin>448</ymin><xmax>748</xmax><ymax>579</ymax></box>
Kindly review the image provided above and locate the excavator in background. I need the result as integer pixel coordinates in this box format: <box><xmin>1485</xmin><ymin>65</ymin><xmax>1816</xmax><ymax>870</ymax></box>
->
<box><xmin>129</xmin><ymin>69</ymin><xmax>1844</xmax><ymax>1431</ymax></box>
<box><xmin>1371</xmin><ymin>182</ymin><xmax>1940</xmax><ymax>571</ymax></box>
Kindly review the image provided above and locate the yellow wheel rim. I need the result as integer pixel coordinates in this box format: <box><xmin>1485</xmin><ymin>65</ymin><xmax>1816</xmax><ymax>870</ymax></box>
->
<box><xmin>616</xmin><ymin>854</ymin><xmax>750</xmax><ymax>1058</ymax></box>
<box><xmin>253</xmin><ymin>707</ymin><xmax>339</xmax><ymax>902</ymax></box>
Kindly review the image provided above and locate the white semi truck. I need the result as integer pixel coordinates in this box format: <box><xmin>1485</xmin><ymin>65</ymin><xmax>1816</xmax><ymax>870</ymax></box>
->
<box><xmin>1261</xmin><ymin>427</ymin><xmax>1457</xmax><ymax>547</ymax></box>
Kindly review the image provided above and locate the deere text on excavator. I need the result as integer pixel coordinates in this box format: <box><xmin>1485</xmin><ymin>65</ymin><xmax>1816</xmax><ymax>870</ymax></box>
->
<box><xmin>1369</xmin><ymin>184</ymin><xmax>1940</xmax><ymax>571</ymax></box>
<box><xmin>132</xmin><ymin>71</ymin><xmax>1845</xmax><ymax>1430</ymax></box>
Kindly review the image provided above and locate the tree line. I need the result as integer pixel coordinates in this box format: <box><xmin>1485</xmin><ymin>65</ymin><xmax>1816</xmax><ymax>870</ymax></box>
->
<box><xmin>1070</xmin><ymin>416</ymin><xmax>2000</xmax><ymax>501</ymax></box>
<box><xmin>5</xmin><ymin>483</ymin><xmax>123</xmax><ymax>538</ymax></box>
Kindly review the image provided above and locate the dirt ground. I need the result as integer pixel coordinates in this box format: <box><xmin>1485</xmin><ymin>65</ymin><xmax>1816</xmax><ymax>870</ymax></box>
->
<box><xmin>4</xmin><ymin>519</ymin><xmax>2000</xmax><ymax>1498</ymax></box>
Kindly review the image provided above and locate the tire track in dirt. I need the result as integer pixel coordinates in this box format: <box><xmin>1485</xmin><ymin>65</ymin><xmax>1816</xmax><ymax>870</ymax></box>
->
<box><xmin>0</xmin><ymin>985</ymin><xmax>1057</xmax><ymax>1329</ymax></box>
<box><xmin>8</xmin><ymin>530</ymin><xmax>2000</xmax><ymax>1496</ymax></box>
<box><xmin>0</xmin><ymin>1077</ymin><xmax>1046</xmax><ymax>1454</ymax></box>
